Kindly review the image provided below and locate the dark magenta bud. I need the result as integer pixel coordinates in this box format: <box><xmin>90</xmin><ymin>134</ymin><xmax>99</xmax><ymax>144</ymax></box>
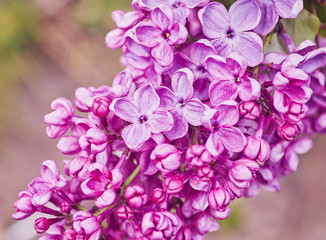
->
<box><xmin>92</xmin><ymin>97</ymin><xmax>110</xmax><ymax>118</ymax></box>
<box><xmin>186</xmin><ymin>145</ymin><xmax>211</xmax><ymax>167</ymax></box>
<box><xmin>196</xmin><ymin>165</ymin><xmax>214</xmax><ymax>182</ymax></box>
<box><xmin>150</xmin><ymin>188</ymin><xmax>166</xmax><ymax>204</ymax></box>
<box><xmin>116</xmin><ymin>206</ymin><xmax>134</xmax><ymax>220</ymax></box>
<box><xmin>125</xmin><ymin>185</ymin><xmax>148</xmax><ymax>208</ymax></box>
<box><xmin>208</xmin><ymin>187</ymin><xmax>230</xmax><ymax>211</ymax></box>
<box><xmin>163</xmin><ymin>175</ymin><xmax>184</xmax><ymax>194</ymax></box>
<box><xmin>60</xmin><ymin>201</ymin><xmax>72</xmax><ymax>214</ymax></box>
<box><xmin>239</xmin><ymin>101</ymin><xmax>260</xmax><ymax>120</ymax></box>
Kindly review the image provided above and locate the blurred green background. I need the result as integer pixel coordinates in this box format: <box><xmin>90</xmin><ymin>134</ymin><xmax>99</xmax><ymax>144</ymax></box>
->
<box><xmin>0</xmin><ymin>0</ymin><xmax>326</xmax><ymax>239</ymax></box>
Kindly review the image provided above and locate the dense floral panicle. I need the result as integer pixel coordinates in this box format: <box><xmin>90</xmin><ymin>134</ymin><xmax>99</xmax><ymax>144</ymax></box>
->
<box><xmin>14</xmin><ymin>0</ymin><xmax>326</xmax><ymax>239</ymax></box>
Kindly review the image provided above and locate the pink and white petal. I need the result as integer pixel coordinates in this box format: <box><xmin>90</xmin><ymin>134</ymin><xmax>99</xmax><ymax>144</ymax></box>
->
<box><xmin>273</xmin><ymin>89</ymin><xmax>290</xmax><ymax>113</ymax></box>
<box><xmin>189</xmin><ymin>39</ymin><xmax>216</xmax><ymax>64</ymax></box>
<box><xmin>234</xmin><ymin>32</ymin><xmax>263</xmax><ymax>67</ymax></box>
<box><xmin>211</xmin><ymin>38</ymin><xmax>234</xmax><ymax>58</ymax></box>
<box><xmin>215</xmin><ymin>100</ymin><xmax>239</xmax><ymax>126</ymax></box>
<box><xmin>300</xmin><ymin>49</ymin><xmax>326</xmax><ymax>74</ymax></box>
<box><xmin>32</xmin><ymin>190</ymin><xmax>53</xmax><ymax>206</ymax></box>
<box><xmin>122</xmin><ymin>123</ymin><xmax>151</xmax><ymax>149</ymax></box>
<box><xmin>198</xmin><ymin>2</ymin><xmax>230</xmax><ymax>39</ymax></box>
<box><xmin>274</xmin><ymin>0</ymin><xmax>303</xmax><ymax>19</ymax></box>
<box><xmin>95</xmin><ymin>189</ymin><xmax>117</xmax><ymax>208</ymax></box>
<box><xmin>151</xmin><ymin>41</ymin><xmax>174</xmax><ymax>67</ymax></box>
<box><xmin>41</xmin><ymin>160</ymin><xmax>60</xmax><ymax>184</ymax></box>
<box><xmin>148</xmin><ymin>110</ymin><xmax>174</xmax><ymax>134</ymax></box>
<box><xmin>156</xmin><ymin>87</ymin><xmax>178</xmax><ymax>110</ymax></box>
<box><xmin>168</xmin><ymin>23</ymin><xmax>188</xmax><ymax>45</ymax></box>
<box><xmin>205</xmin><ymin>133</ymin><xmax>224</xmax><ymax>157</ymax></box>
<box><xmin>173</xmin><ymin>6</ymin><xmax>190</xmax><ymax>23</ymax></box>
<box><xmin>151</xmin><ymin>5</ymin><xmax>174</xmax><ymax>30</ymax></box>
<box><xmin>229</xmin><ymin>0</ymin><xmax>261</xmax><ymax>31</ymax></box>
<box><xmin>135</xmin><ymin>23</ymin><xmax>162</xmax><ymax>48</ymax></box>
<box><xmin>217</xmin><ymin>127</ymin><xmax>247</xmax><ymax>152</ymax></box>
<box><xmin>172</xmin><ymin>68</ymin><xmax>194</xmax><ymax>100</ymax></box>
<box><xmin>134</xmin><ymin>84</ymin><xmax>160</xmax><ymax>115</ymax></box>
<box><xmin>205</xmin><ymin>56</ymin><xmax>231</xmax><ymax>80</ymax></box>
<box><xmin>183</xmin><ymin>98</ymin><xmax>207</xmax><ymax>126</ymax></box>
<box><xmin>253</xmin><ymin>0</ymin><xmax>279</xmax><ymax>35</ymax></box>
<box><xmin>116</xmin><ymin>11</ymin><xmax>145</xmax><ymax>29</ymax></box>
<box><xmin>110</xmin><ymin>98</ymin><xmax>140</xmax><ymax>122</ymax></box>
<box><xmin>226</xmin><ymin>52</ymin><xmax>248</xmax><ymax>76</ymax></box>
<box><xmin>105</xmin><ymin>29</ymin><xmax>126</xmax><ymax>49</ymax></box>
<box><xmin>164</xmin><ymin>108</ymin><xmax>189</xmax><ymax>140</ymax></box>
<box><xmin>209</xmin><ymin>80</ymin><xmax>238</xmax><ymax>106</ymax></box>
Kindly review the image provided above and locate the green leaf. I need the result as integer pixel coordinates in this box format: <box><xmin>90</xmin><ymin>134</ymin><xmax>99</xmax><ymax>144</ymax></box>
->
<box><xmin>281</xmin><ymin>9</ymin><xmax>320</xmax><ymax>46</ymax></box>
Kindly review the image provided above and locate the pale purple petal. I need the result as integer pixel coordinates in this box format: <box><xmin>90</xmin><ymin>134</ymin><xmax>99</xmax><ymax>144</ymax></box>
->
<box><xmin>105</xmin><ymin>29</ymin><xmax>126</xmax><ymax>49</ymax></box>
<box><xmin>253</xmin><ymin>0</ymin><xmax>279</xmax><ymax>35</ymax></box>
<box><xmin>215</xmin><ymin>101</ymin><xmax>239</xmax><ymax>126</ymax></box>
<box><xmin>205</xmin><ymin>56</ymin><xmax>231</xmax><ymax>80</ymax></box>
<box><xmin>156</xmin><ymin>87</ymin><xmax>178</xmax><ymax>110</ymax></box>
<box><xmin>183</xmin><ymin>98</ymin><xmax>207</xmax><ymax>126</ymax></box>
<box><xmin>209</xmin><ymin>80</ymin><xmax>238</xmax><ymax>105</ymax></box>
<box><xmin>165</xmin><ymin>108</ymin><xmax>189</xmax><ymax>140</ymax></box>
<box><xmin>274</xmin><ymin>0</ymin><xmax>303</xmax><ymax>19</ymax></box>
<box><xmin>189</xmin><ymin>39</ymin><xmax>216</xmax><ymax>64</ymax></box>
<box><xmin>95</xmin><ymin>189</ymin><xmax>117</xmax><ymax>208</ymax></box>
<box><xmin>229</xmin><ymin>0</ymin><xmax>261</xmax><ymax>32</ymax></box>
<box><xmin>233</xmin><ymin>32</ymin><xmax>263</xmax><ymax>67</ymax></box>
<box><xmin>134</xmin><ymin>84</ymin><xmax>160</xmax><ymax>115</ymax></box>
<box><xmin>198</xmin><ymin>2</ymin><xmax>229</xmax><ymax>39</ymax></box>
<box><xmin>151</xmin><ymin>41</ymin><xmax>174</xmax><ymax>66</ymax></box>
<box><xmin>171</xmin><ymin>68</ymin><xmax>194</xmax><ymax>100</ymax></box>
<box><xmin>135</xmin><ymin>23</ymin><xmax>163</xmax><ymax>47</ymax></box>
<box><xmin>151</xmin><ymin>5</ymin><xmax>174</xmax><ymax>30</ymax></box>
<box><xmin>122</xmin><ymin>123</ymin><xmax>151</xmax><ymax>149</ymax></box>
<box><xmin>205</xmin><ymin>133</ymin><xmax>224</xmax><ymax>156</ymax></box>
<box><xmin>217</xmin><ymin>127</ymin><xmax>247</xmax><ymax>152</ymax></box>
<box><xmin>110</xmin><ymin>98</ymin><xmax>140</xmax><ymax>123</ymax></box>
<box><xmin>147</xmin><ymin>110</ymin><xmax>174</xmax><ymax>134</ymax></box>
<box><xmin>41</xmin><ymin>160</ymin><xmax>60</xmax><ymax>184</ymax></box>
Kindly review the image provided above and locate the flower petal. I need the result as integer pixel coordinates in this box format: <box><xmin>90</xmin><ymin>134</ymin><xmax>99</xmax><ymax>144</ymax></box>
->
<box><xmin>110</xmin><ymin>98</ymin><xmax>140</xmax><ymax>123</ymax></box>
<box><xmin>209</xmin><ymin>80</ymin><xmax>238</xmax><ymax>105</ymax></box>
<box><xmin>183</xmin><ymin>98</ymin><xmax>207</xmax><ymax>126</ymax></box>
<box><xmin>217</xmin><ymin>127</ymin><xmax>247</xmax><ymax>152</ymax></box>
<box><xmin>134</xmin><ymin>84</ymin><xmax>161</xmax><ymax>115</ymax></box>
<box><xmin>122</xmin><ymin>123</ymin><xmax>151</xmax><ymax>149</ymax></box>
<box><xmin>147</xmin><ymin>110</ymin><xmax>174</xmax><ymax>134</ymax></box>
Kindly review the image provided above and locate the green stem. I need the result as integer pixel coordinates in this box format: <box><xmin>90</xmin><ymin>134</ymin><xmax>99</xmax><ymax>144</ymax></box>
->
<box><xmin>263</xmin><ymin>31</ymin><xmax>274</xmax><ymax>53</ymax></box>
<box><xmin>192</xmin><ymin>127</ymin><xmax>199</xmax><ymax>145</ymax></box>
<box><xmin>122</xmin><ymin>165</ymin><xmax>141</xmax><ymax>188</ymax></box>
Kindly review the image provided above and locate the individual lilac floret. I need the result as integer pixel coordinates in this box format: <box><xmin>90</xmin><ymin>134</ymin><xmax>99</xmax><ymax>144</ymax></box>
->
<box><xmin>139</xmin><ymin>0</ymin><xmax>210</xmax><ymax>23</ymax></box>
<box><xmin>157</xmin><ymin>68</ymin><xmax>207</xmax><ymax>139</ymax></box>
<box><xmin>244</xmin><ymin>136</ymin><xmax>271</xmax><ymax>162</ymax></box>
<box><xmin>28</xmin><ymin>160</ymin><xmax>67</xmax><ymax>206</ymax></box>
<box><xmin>110</xmin><ymin>84</ymin><xmax>173</xmax><ymax>149</ymax></box>
<box><xmin>92</xmin><ymin>97</ymin><xmax>110</xmax><ymax>118</ymax></box>
<box><xmin>151</xmin><ymin>188</ymin><xmax>166</xmax><ymax>204</ymax></box>
<box><xmin>239</xmin><ymin>101</ymin><xmax>261</xmax><ymax>120</ymax></box>
<box><xmin>186</xmin><ymin>145</ymin><xmax>211</xmax><ymax>167</ymax></box>
<box><xmin>135</xmin><ymin>5</ymin><xmax>188</xmax><ymax>66</ymax></box>
<box><xmin>125</xmin><ymin>185</ymin><xmax>148</xmax><ymax>208</ymax></box>
<box><xmin>142</xmin><ymin>211</ymin><xmax>182</xmax><ymax>239</ymax></box>
<box><xmin>201</xmin><ymin>101</ymin><xmax>247</xmax><ymax>156</ymax></box>
<box><xmin>44</xmin><ymin>98</ymin><xmax>75</xmax><ymax>138</ymax></box>
<box><xmin>199</xmin><ymin>0</ymin><xmax>263</xmax><ymax>66</ymax></box>
<box><xmin>78</xmin><ymin>128</ymin><xmax>108</xmax><ymax>154</ymax></box>
<box><xmin>116</xmin><ymin>206</ymin><xmax>135</xmax><ymax>220</ymax></box>
<box><xmin>253</xmin><ymin>0</ymin><xmax>303</xmax><ymax>35</ymax></box>
<box><xmin>163</xmin><ymin>175</ymin><xmax>184</xmax><ymax>194</ymax></box>
<box><xmin>12</xmin><ymin>191</ymin><xmax>36</xmax><ymax>220</ymax></box>
<box><xmin>206</xmin><ymin>53</ymin><xmax>261</xmax><ymax>105</ymax></box>
<box><xmin>81</xmin><ymin>163</ymin><xmax>123</xmax><ymax>208</ymax></box>
<box><xmin>73</xmin><ymin>211</ymin><xmax>101</xmax><ymax>240</ymax></box>
<box><xmin>208</xmin><ymin>187</ymin><xmax>230</xmax><ymax>211</ymax></box>
<box><xmin>150</xmin><ymin>143</ymin><xmax>182</xmax><ymax>174</ymax></box>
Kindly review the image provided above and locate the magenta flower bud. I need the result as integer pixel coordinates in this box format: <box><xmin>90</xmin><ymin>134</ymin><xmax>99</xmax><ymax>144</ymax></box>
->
<box><xmin>163</xmin><ymin>175</ymin><xmax>184</xmax><ymax>194</ymax></box>
<box><xmin>78</xmin><ymin>128</ymin><xmax>108</xmax><ymax>154</ymax></box>
<box><xmin>208</xmin><ymin>187</ymin><xmax>230</xmax><ymax>211</ymax></box>
<box><xmin>186</xmin><ymin>145</ymin><xmax>212</xmax><ymax>167</ymax></box>
<box><xmin>284</xmin><ymin>102</ymin><xmax>307</xmax><ymax>124</ymax></box>
<box><xmin>150</xmin><ymin>143</ymin><xmax>181</xmax><ymax>174</ymax></box>
<box><xmin>116</xmin><ymin>206</ymin><xmax>134</xmax><ymax>220</ymax></box>
<box><xmin>60</xmin><ymin>201</ymin><xmax>72</xmax><ymax>214</ymax></box>
<box><xmin>73</xmin><ymin>211</ymin><xmax>101</xmax><ymax>239</ymax></box>
<box><xmin>12</xmin><ymin>191</ymin><xmax>36</xmax><ymax>220</ymax></box>
<box><xmin>69</xmin><ymin>156</ymin><xmax>91</xmax><ymax>180</ymax></box>
<box><xmin>64</xmin><ymin>229</ymin><xmax>77</xmax><ymax>240</ymax></box>
<box><xmin>92</xmin><ymin>97</ymin><xmax>110</xmax><ymax>118</ymax></box>
<box><xmin>229</xmin><ymin>159</ymin><xmax>260</xmax><ymax>188</ymax></box>
<box><xmin>34</xmin><ymin>217</ymin><xmax>58</xmax><ymax>234</ymax></box>
<box><xmin>150</xmin><ymin>188</ymin><xmax>166</xmax><ymax>204</ymax></box>
<box><xmin>277</xmin><ymin>122</ymin><xmax>302</xmax><ymax>141</ymax></box>
<box><xmin>196</xmin><ymin>165</ymin><xmax>214</xmax><ymax>182</ymax></box>
<box><xmin>125</xmin><ymin>185</ymin><xmax>148</xmax><ymax>208</ymax></box>
<box><xmin>175</xmin><ymin>226</ymin><xmax>192</xmax><ymax>240</ymax></box>
<box><xmin>243</xmin><ymin>137</ymin><xmax>271</xmax><ymax>162</ymax></box>
<box><xmin>239</xmin><ymin>101</ymin><xmax>261</xmax><ymax>120</ymax></box>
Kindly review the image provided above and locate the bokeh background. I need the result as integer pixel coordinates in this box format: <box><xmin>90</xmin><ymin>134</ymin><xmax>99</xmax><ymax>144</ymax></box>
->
<box><xmin>0</xmin><ymin>0</ymin><xmax>325</xmax><ymax>239</ymax></box>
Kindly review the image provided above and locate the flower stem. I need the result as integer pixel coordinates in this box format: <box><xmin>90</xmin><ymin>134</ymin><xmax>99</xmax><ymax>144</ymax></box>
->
<box><xmin>123</xmin><ymin>165</ymin><xmax>141</xmax><ymax>189</ymax></box>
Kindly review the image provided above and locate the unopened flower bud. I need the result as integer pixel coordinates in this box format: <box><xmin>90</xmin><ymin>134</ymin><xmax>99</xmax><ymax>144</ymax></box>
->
<box><xmin>284</xmin><ymin>102</ymin><xmax>307</xmax><ymax>124</ymax></box>
<box><xmin>150</xmin><ymin>144</ymin><xmax>181</xmax><ymax>173</ymax></box>
<box><xmin>239</xmin><ymin>101</ymin><xmax>260</xmax><ymax>120</ymax></box>
<box><xmin>163</xmin><ymin>175</ymin><xmax>184</xmax><ymax>194</ymax></box>
<box><xmin>151</xmin><ymin>188</ymin><xmax>166</xmax><ymax>204</ymax></box>
<box><xmin>229</xmin><ymin>159</ymin><xmax>259</xmax><ymax>188</ymax></box>
<box><xmin>60</xmin><ymin>201</ymin><xmax>72</xmax><ymax>214</ymax></box>
<box><xmin>208</xmin><ymin>187</ymin><xmax>230</xmax><ymax>211</ymax></box>
<box><xmin>34</xmin><ymin>217</ymin><xmax>57</xmax><ymax>234</ymax></box>
<box><xmin>277</xmin><ymin>122</ymin><xmax>301</xmax><ymax>141</ymax></box>
<box><xmin>125</xmin><ymin>185</ymin><xmax>148</xmax><ymax>208</ymax></box>
<box><xmin>116</xmin><ymin>206</ymin><xmax>134</xmax><ymax>220</ymax></box>
<box><xmin>92</xmin><ymin>97</ymin><xmax>110</xmax><ymax>118</ymax></box>
<box><xmin>186</xmin><ymin>145</ymin><xmax>211</xmax><ymax>167</ymax></box>
<box><xmin>196</xmin><ymin>165</ymin><xmax>214</xmax><ymax>181</ymax></box>
<box><xmin>64</xmin><ymin>229</ymin><xmax>77</xmax><ymax>240</ymax></box>
<box><xmin>243</xmin><ymin>136</ymin><xmax>270</xmax><ymax>162</ymax></box>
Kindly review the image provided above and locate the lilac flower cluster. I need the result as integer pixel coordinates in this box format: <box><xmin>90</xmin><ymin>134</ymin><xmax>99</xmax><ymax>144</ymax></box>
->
<box><xmin>13</xmin><ymin>0</ymin><xmax>326</xmax><ymax>239</ymax></box>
